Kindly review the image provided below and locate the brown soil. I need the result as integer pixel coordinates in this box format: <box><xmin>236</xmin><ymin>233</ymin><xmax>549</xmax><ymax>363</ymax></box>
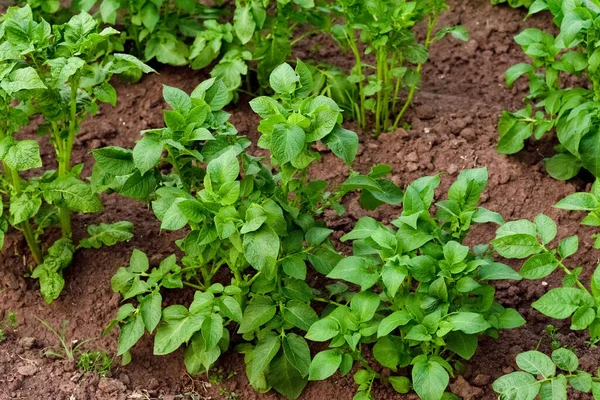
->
<box><xmin>1</xmin><ymin>0</ymin><xmax>599</xmax><ymax>399</ymax></box>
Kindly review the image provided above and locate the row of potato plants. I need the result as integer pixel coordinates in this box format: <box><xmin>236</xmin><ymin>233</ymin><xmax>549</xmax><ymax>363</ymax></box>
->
<box><xmin>97</xmin><ymin>67</ymin><xmax>600</xmax><ymax>399</ymax></box>
<box><xmin>95</xmin><ymin>64</ymin><xmax>531</xmax><ymax>400</ymax></box>
<box><xmin>2</xmin><ymin>3</ymin><xmax>599</xmax><ymax>400</ymax></box>
<box><xmin>11</xmin><ymin>0</ymin><xmax>468</xmax><ymax>135</ymax></box>
<box><xmin>491</xmin><ymin>1</ymin><xmax>600</xmax><ymax>399</ymax></box>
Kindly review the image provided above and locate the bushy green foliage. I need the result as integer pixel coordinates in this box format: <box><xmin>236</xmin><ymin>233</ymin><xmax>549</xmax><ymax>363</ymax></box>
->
<box><xmin>493</xmin><ymin>348</ymin><xmax>600</xmax><ymax>399</ymax></box>
<box><xmin>306</xmin><ymin>168</ymin><xmax>524</xmax><ymax>399</ymax></box>
<box><xmin>327</xmin><ymin>0</ymin><xmax>467</xmax><ymax>135</ymax></box>
<box><xmin>95</xmin><ymin>62</ymin><xmax>402</xmax><ymax>398</ymax></box>
<box><xmin>491</xmin><ymin>0</ymin><xmax>533</xmax><ymax>8</ymax></box>
<box><xmin>493</xmin><ymin>212</ymin><xmax>600</xmax><ymax>343</ymax></box>
<box><xmin>498</xmin><ymin>0</ymin><xmax>600</xmax><ymax>181</ymax></box>
<box><xmin>0</xmin><ymin>5</ymin><xmax>148</xmax><ymax>302</ymax></box>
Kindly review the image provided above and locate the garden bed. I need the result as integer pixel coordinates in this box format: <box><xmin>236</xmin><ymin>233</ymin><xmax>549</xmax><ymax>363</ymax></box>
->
<box><xmin>1</xmin><ymin>0</ymin><xmax>599</xmax><ymax>399</ymax></box>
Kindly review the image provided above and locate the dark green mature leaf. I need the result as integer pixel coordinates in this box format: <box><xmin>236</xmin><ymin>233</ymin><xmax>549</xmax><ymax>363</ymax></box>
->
<box><xmin>238</xmin><ymin>297</ymin><xmax>276</xmax><ymax>334</ymax></box>
<box><xmin>250</xmin><ymin>334</ymin><xmax>280</xmax><ymax>387</ymax></box>
<box><xmin>283</xmin><ymin>333</ymin><xmax>311</xmax><ymax>377</ymax></box>
<box><xmin>268</xmin><ymin>353</ymin><xmax>307</xmax><ymax>399</ymax></box>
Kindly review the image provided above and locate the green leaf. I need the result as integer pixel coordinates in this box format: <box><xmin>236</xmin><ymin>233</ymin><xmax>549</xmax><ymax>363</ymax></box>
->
<box><xmin>154</xmin><ymin>305</ymin><xmax>206</xmax><ymax>355</ymax></box>
<box><xmin>283</xmin><ymin>255</ymin><xmax>306</xmax><ymax>280</ymax></box>
<box><xmin>558</xmin><ymin>236</ymin><xmax>578</xmax><ymax>259</ymax></box>
<box><xmin>322</xmin><ymin>125</ymin><xmax>358</xmax><ymax>166</ymax></box>
<box><xmin>243</xmin><ymin>226</ymin><xmax>280</xmax><ymax>278</ymax></box>
<box><xmin>389</xmin><ymin>376</ymin><xmax>411</xmax><ymax>394</ymax></box>
<box><xmin>479</xmin><ymin>262</ymin><xmax>522</xmax><ymax>281</ymax></box>
<box><xmin>552</xmin><ymin>348</ymin><xmax>578</xmax><ymax>372</ymax></box>
<box><xmin>447</xmin><ymin>312</ymin><xmax>491</xmax><ymax>334</ymax></box>
<box><xmin>201</xmin><ymin>313</ymin><xmax>223</xmax><ymax>349</ymax></box>
<box><xmin>539</xmin><ymin>375</ymin><xmax>567</xmax><ymax>400</ymax></box>
<box><xmin>3</xmin><ymin>140</ymin><xmax>42</xmax><ymax>172</ymax></box>
<box><xmin>520</xmin><ymin>253</ymin><xmax>558</xmax><ymax>279</ymax></box>
<box><xmin>532</xmin><ymin>288</ymin><xmax>582</xmax><ymax>319</ymax></box>
<box><xmin>238</xmin><ymin>297</ymin><xmax>276</xmax><ymax>334</ymax></box>
<box><xmin>134</xmin><ymin>133</ymin><xmax>164</xmax><ymax>175</ymax></box>
<box><xmin>219</xmin><ymin>296</ymin><xmax>242</xmax><ymax>323</ymax></box>
<box><xmin>92</xmin><ymin>147</ymin><xmax>135</xmax><ymax>176</ymax></box>
<box><xmin>534</xmin><ymin>214</ymin><xmax>557</xmax><ymax>245</ymax></box>
<box><xmin>516</xmin><ymin>351</ymin><xmax>556</xmax><ymax>378</ymax></box>
<box><xmin>250</xmin><ymin>334</ymin><xmax>280</xmax><ymax>387</ymax></box>
<box><xmin>492</xmin><ymin>372</ymin><xmax>540</xmax><ymax>400</ymax></box>
<box><xmin>580</xmin><ymin>125</ymin><xmax>600</xmax><ymax>177</ymax></box>
<box><xmin>283</xmin><ymin>300</ymin><xmax>318</xmax><ymax>331</ymax></box>
<box><xmin>350</xmin><ymin>291</ymin><xmax>380</xmax><ymax>322</ymax></box>
<box><xmin>327</xmin><ymin>256</ymin><xmax>379</xmax><ymax>291</ymax></box>
<box><xmin>1</xmin><ymin>67</ymin><xmax>46</xmax><ymax>95</ymax></box>
<box><xmin>444</xmin><ymin>241</ymin><xmax>469</xmax><ymax>264</ymax></box>
<box><xmin>270</xmin><ymin>63</ymin><xmax>298</xmax><ymax>95</ymax></box>
<box><xmin>377</xmin><ymin>310</ymin><xmax>411</xmax><ymax>338</ymax></box>
<box><xmin>117</xmin><ymin>313</ymin><xmax>145</xmax><ymax>356</ymax></box>
<box><xmin>283</xmin><ymin>333</ymin><xmax>311</xmax><ymax>377</ymax></box>
<box><xmin>306</xmin><ymin>227</ymin><xmax>333</xmax><ymax>246</ymax></box>
<box><xmin>207</xmin><ymin>148</ymin><xmax>240</xmax><ymax>185</ymax></box>
<box><xmin>234</xmin><ymin>5</ymin><xmax>256</xmax><ymax>44</ymax></box>
<box><xmin>79</xmin><ymin>221</ymin><xmax>134</xmax><ymax>249</ymax></box>
<box><xmin>268</xmin><ymin>353</ymin><xmax>307</xmax><ymax>399</ymax></box>
<box><xmin>555</xmin><ymin>193</ymin><xmax>599</xmax><ymax>211</ymax></box>
<box><xmin>308</xmin><ymin>350</ymin><xmax>342</xmax><ymax>381</ymax></box>
<box><xmin>445</xmin><ymin>331</ymin><xmax>478</xmax><ymax>360</ymax></box>
<box><xmin>492</xmin><ymin>234</ymin><xmax>541</xmax><ymax>259</ymax></box>
<box><xmin>412</xmin><ymin>356</ymin><xmax>449</xmax><ymax>400</ymax></box>
<box><xmin>305</xmin><ymin>317</ymin><xmax>339</xmax><ymax>342</ymax></box>
<box><xmin>45</xmin><ymin>176</ymin><xmax>103</xmax><ymax>213</ymax></box>
<box><xmin>271</xmin><ymin>124</ymin><xmax>305</xmax><ymax>164</ymax></box>
<box><xmin>140</xmin><ymin>292</ymin><xmax>162</xmax><ymax>333</ymax></box>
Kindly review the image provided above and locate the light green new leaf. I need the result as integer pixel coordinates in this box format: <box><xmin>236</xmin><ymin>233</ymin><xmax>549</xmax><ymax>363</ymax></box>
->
<box><xmin>308</xmin><ymin>350</ymin><xmax>342</xmax><ymax>381</ymax></box>
<box><xmin>412</xmin><ymin>356</ymin><xmax>449</xmax><ymax>400</ymax></box>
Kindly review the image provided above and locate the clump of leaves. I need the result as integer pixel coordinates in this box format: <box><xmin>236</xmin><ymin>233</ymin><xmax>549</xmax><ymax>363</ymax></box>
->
<box><xmin>493</xmin><ymin>347</ymin><xmax>600</xmax><ymax>399</ymax></box>
<box><xmin>490</xmin><ymin>0</ymin><xmax>533</xmax><ymax>8</ymax></box>
<box><xmin>492</xmin><ymin>213</ymin><xmax>600</xmax><ymax>344</ymax></box>
<box><xmin>553</xmin><ymin>179</ymin><xmax>600</xmax><ymax>249</ymax></box>
<box><xmin>77</xmin><ymin>351</ymin><xmax>112</xmax><ymax>376</ymax></box>
<box><xmin>0</xmin><ymin>5</ymin><xmax>150</xmax><ymax>302</ymax></box>
<box><xmin>306</xmin><ymin>168</ymin><xmax>525</xmax><ymax>400</ymax></box>
<box><xmin>95</xmin><ymin>65</ymin><xmax>400</xmax><ymax>398</ymax></box>
<box><xmin>498</xmin><ymin>1</ymin><xmax>600</xmax><ymax>182</ymax></box>
<box><xmin>328</xmin><ymin>0</ymin><xmax>467</xmax><ymax>135</ymax></box>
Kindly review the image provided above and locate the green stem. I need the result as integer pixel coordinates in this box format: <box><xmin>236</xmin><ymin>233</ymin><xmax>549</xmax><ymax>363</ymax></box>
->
<box><xmin>313</xmin><ymin>297</ymin><xmax>344</xmax><ymax>307</ymax></box>
<box><xmin>183</xmin><ymin>281</ymin><xmax>205</xmax><ymax>290</ymax></box>
<box><xmin>9</xmin><ymin>167</ymin><xmax>43</xmax><ymax>265</ymax></box>
<box><xmin>392</xmin><ymin>14</ymin><xmax>438</xmax><ymax>131</ymax></box>
<box><xmin>348</xmin><ymin>32</ymin><xmax>366</xmax><ymax>130</ymax></box>
<box><xmin>375</xmin><ymin>48</ymin><xmax>384</xmax><ymax>136</ymax></box>
<box><xmin>56</xmin><ymin>76</ymin><xmax>80</xmax><ymax>238</ymax></box>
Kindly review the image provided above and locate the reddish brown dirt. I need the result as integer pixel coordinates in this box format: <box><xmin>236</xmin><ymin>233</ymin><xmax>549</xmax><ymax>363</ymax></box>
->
<box><xmin>1</xmin><ymin>0</ymin><xmax>599</xmax><ymax>399</ymax></box>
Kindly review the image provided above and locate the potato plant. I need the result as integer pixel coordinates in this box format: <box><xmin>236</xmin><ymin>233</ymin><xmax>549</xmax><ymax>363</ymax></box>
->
<box><xmin>96</xmin><ymin>62</ymin><xmax>401</xmax><ymax>398</ymax></box>
<box><xmin>306</xmin><ymin>168</ymin><xmax>525</xmax><ymax>400</ymax></box>
<box><xmin>493</xmin><ymin>213</ymin><xmax>600</xmax><ymax>343</ymax></box>
<box><xmin>498</xmin><ymin>0</ymin><xmax>600</xmax><ymax>181</ymax></box>
<box><xmin>329</xmin><ymin>0</ymin><xmax>467</xmax><ymax>135</ymax></box>
<box><xmin>494</xmin><ymin>348</ymin><xmax>600</xmax><ymax>399</ymax></box>
<box><xmin>0</xmin><ymin>5</ymin><xmax>151</xmax><ymax>302</ymax></box>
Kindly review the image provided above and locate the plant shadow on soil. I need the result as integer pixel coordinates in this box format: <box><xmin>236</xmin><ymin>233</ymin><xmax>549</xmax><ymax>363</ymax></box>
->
<box><xmin>1</xmin><ymin>0</ymin><xmax>599</xmax><ymax>399</ymax></box>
